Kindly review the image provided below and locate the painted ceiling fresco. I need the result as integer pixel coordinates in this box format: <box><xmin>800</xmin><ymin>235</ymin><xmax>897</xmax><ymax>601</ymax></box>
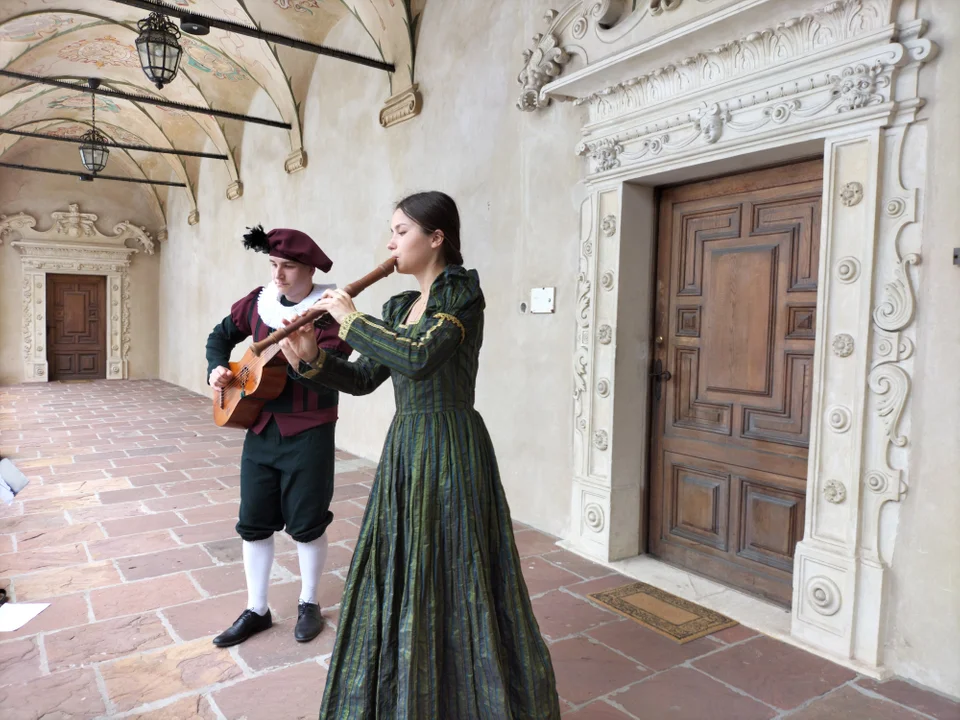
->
<box><xmin>0</xmin><ymin>1</ymin><xmax>424</xmax><ymax>227</ymax></box>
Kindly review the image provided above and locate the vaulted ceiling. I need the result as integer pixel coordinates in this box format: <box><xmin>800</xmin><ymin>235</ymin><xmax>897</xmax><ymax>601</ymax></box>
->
<box><xmin>0</xmin><ymin>1</ymin><xmax>424</xmax><ymax>226</ymax></box>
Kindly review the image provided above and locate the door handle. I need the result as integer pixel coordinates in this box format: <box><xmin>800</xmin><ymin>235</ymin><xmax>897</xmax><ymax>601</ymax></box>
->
<box><xmin>650</xmin><ymin>358</ymin><xmax>671</xmax><ymax>400</ymax></box>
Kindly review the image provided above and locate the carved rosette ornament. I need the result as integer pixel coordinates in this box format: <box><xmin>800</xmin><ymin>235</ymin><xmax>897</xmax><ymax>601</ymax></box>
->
<box><xmin>807</xmin><ymin>577</ymin><xmax>842</xmax><ymax>616</ymax></box>
<box><xmin>840</xmin><ymin>182</ymin><xmax>863</xmax><ymax>207</ymax></box>
<box><xmin>583</xmin><ymin>502</ymin><xmax>605</xmax><ymax>532</ymax></box>
<box><xmin>593</xmin><ymin>430</ymin><xmax>609</xmax><ymax>451</ymax></box>
<box><xmin>832</xmin><ymin>333</ymin><xmax>854</xmax><ymax>357</ymax></box>
<box><xmin>823</xmin><ymin>480</ymin><xmax>847</xmax><ymax>504</ymax></box>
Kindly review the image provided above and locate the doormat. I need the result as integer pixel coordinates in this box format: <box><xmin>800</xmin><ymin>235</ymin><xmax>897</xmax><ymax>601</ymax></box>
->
<box><xmin>588</xmin><ymin>581</ymin><xmax>738</xmax><ymax>644</ymax></box>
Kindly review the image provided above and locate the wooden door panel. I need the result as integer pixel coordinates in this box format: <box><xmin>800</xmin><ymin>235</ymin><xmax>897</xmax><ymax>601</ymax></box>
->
<box><xmin>46</xmin><ymin>275</ymin><xmax>106</xmax><ymax>381</ymax></box>
<box><xmin>649</xmin><ymin>160</ymin><xmax>822</xmax><ymax>607</ymax></box>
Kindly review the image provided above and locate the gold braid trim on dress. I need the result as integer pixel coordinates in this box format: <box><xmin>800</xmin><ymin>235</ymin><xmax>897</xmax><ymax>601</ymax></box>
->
<box><xmin>343</xmin><ymin>312</ymin><xmax>467</xmax><ymax>347</ymax></box>
<box><xmin>435</xmin><ymin>313</ymin><xmax>466</xmax><ymax>344</ymax></box>
<box><xmin>337</xmin><ymin>311</ymin><xmax>364</xmax><ymax>341</ymax></box>
<box><xmin>300</xmin><ymin>348</ymin><xmax>328</xmax><ymax>379</ymax></box>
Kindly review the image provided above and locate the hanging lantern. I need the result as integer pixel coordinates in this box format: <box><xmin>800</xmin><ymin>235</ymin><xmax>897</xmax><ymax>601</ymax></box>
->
<box><xmin>136</xmin><ymin>12</ymin><xmax>182</xmax><ymax>90</ymax></box>
<box><xmin>79</xmin><ymin>128</ymin><xmax>110</xmax><ymax>174</ymax></box>
<box><xmin>79</xmin><ymin>80</ymin><xmax>109</xmax><ymax>175</ymax></box>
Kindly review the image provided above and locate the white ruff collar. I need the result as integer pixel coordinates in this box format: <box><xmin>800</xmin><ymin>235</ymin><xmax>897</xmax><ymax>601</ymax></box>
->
<box><xmin>256</xmin><ymin>281</ymin><xmax>336</xmax><ymax>329</ymax></box>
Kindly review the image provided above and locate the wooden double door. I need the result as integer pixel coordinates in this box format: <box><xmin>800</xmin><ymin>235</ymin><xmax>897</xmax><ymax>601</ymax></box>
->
<box><xmin>648</xmin><ymin>160</ymin><xmax>822</xmax><ymax>606</ymax></box>
<box><xmin>45</xmin><ymin>274</ymin><xmax>107</xmax><ymax>381</ymax></box>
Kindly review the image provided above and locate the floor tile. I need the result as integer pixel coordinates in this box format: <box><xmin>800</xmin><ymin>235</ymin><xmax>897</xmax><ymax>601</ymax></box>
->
<box><xmin>0</xmin><ymin>668</ymin><xmax>106</xmax><ymax>719</ymax></box>
<box><xmin>856</xmin><ymin>678</ymin><xmax>960</xmax><ymax>720</ymax></box>
<box><xmin>100</xmin><ymin>637</ymin><xmax>242</xmax><ymax>712</ymax></box>
<box><xmin>45</xmin><ymin>612</ymin><xmax>174</xmax><ymax>671</ymax></box>
<box><xmin>692</xmin><ymin>636</ymin><xmax>857</xmax><ymax>711</ymax></box>
<box><xmin>550</xmin><ymin>635</ymin><xmax>651</xmax><ymax>706</ymax></box>
<box><xmin>612</xmin><ymin>667</ymin><xmax>777</xmax><ymax>720</ymax></box>
<box><xmin>788</xmin><ymin>686</ymin><xmax>928</xmax><ymax>719</ymax></box>
<box><xmin>213</xmin><ymin>661</ymin><xmax>327</xmax><ymax>720</ymax></box>
<box><xmin>532</xmin><ymin>590</ymin><xmax>617</xmax><ymax>641</ymax></box>
<box><xmin>586</xmin><ymin>618</ymin><xmax>721</xmax><ymax>671</ymax></box>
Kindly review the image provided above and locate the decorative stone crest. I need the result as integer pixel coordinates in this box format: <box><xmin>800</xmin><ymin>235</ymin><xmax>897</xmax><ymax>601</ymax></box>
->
<box><xmin>832</xmin><ymin>333</ymin><xmax>854</xmax><ymax>357</ymax></box>
<box><xmin>597</xmin><ymin>378</ymin><xmax>610</xmax><ymax>397</ymax></box>
<box><xmin>598</xmin><ymin>325</ymin><xmax>613</xmax><ymax>345</ymax></box>
<box><xmin>840</xmin><ymin>182</ymin><xmax>863</xmax><ymax>207</ymax></box>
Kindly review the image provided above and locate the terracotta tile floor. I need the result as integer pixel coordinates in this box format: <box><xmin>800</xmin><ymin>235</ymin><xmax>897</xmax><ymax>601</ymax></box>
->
<box><xmin>2</xmin><ymin>380</ymin><xmax>958</xmax><ymax>719</ymax></box>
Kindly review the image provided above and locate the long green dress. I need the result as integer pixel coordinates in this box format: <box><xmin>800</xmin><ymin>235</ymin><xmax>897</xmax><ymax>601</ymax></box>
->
<box><xmin>293</xmin><ymin>265</ymin><xmax>561</xmax><ymax>719</ymax></box>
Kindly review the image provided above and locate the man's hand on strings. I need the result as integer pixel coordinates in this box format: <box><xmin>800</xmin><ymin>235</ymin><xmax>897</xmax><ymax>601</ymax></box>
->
<box><xmin>209</xmin><ymin>366</ymin><xmax>234</xmax><ymax>389</ymax></box>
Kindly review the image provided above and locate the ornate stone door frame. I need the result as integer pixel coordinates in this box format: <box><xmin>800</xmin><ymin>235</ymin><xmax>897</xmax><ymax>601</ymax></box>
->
<box><xmin>523</xmin><ymin>0</ymin><xmax>936</xmax><ymax>675</ymax></box>
<box><xmin>0</xmin><ymin>204</ymin><xmax>155</xmax><ymax>382</ymax></box>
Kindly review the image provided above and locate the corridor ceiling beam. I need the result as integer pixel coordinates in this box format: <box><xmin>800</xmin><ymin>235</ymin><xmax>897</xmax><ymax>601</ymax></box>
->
<box><xmin>107</xmin><ymin>0</ymin><xmax>396</xmax><ymax>73</ymax></box>
<box><xmin>0</xmin><ymin>161</ymin><xmax>187</xmax><ymax>188</ymax></box>
<box><xmin>0</xmin><ymin>70</ymin><xmax>291</xmax><ymax>130</ymax></box>
<box><xmin>0</xmin><ymin>128</ymin><xmax>228</xmax><ymax>161</ymax></box>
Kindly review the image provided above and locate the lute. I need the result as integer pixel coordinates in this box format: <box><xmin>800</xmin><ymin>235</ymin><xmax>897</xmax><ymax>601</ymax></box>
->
<box><xmin>212</xmin><ymin>257</ymin><xmax>397</xmax><ymax>428</ymax></box>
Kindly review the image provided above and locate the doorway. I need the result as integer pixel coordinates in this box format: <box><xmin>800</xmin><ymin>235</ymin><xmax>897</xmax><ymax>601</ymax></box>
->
<box><xmin>45</xmin><ymin>274</ymin><xmax>107</xmax><ymax>381</ymax></box>
<box><xmin>647</xmin><ymin>160</ymin><xmax>823</xmax><ymax>606</ymax></box>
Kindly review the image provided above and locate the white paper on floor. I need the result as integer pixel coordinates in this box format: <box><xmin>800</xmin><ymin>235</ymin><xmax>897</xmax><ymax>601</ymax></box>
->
<box><xmin>0</xmin><ymin>602</ymin><xmax>49</xmax><ymax>632</ymax></box>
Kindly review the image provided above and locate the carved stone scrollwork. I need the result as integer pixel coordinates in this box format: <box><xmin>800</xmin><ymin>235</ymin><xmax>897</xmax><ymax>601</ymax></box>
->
<box><xmin>874</xmin><ymin>253</ymin><xmax>920</xmax><ymax>332</ymax></box>
<box><xmin>869</xmin><ymin>364</ymin><xmax>909</xmax><ymax>448</ymax></box>
<box><xmin>380</xmin><ymin>84</ymin><xmax>423</xmax><ymax>128</ymax></box>
<box><xmin>517</xmin><ymin>26</ymin><xmax>570</xmax><ymax>112</ymax></box>
<box><xmin>577</xmin><ymin>138</ymin><xmax>624</xmax><ymax>172</ymax></box>
<box><xmin>572</xmin><ymin>0</ymin><xmax>892</xmax><ymax>121</ymax></box>
<box><xmin>807</xmin><ymin>576</ymin><xmax>842</xmax><ymax>616</ymax></box>
<box><xmin>0</xmin><ymin>212</ymin><xmax>37</xmax><ymax>244</ymax></box>
<box><xmin>649</xmin><ymin>0</ymin><xmax>683</xmax><ymax>15</ymax></box>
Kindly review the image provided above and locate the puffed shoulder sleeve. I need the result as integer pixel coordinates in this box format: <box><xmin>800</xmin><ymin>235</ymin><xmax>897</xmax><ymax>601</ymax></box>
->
<box><xmin>335</xmin><ymin>266</ymin><xmax>482</xmax><ymax>381</ymax></box>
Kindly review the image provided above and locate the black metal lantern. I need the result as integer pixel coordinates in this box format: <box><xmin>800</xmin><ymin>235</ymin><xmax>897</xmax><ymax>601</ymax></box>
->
<box><xmin>79</xmin><ymin>82</ymin><xmax>109</xmax><ymax>174</ymax></box>
<box><xmin>136</xmin><ymin>12</ymin><xmax>182</xmax><ymax>90</ymax></box>
<box><xmin>79</xmin><ymin>128</ymin><xmax>109</xmax><ymax>174</ymax></box>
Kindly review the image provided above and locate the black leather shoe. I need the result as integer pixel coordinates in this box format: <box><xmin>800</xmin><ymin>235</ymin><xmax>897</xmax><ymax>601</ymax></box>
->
<box><xmin>294</xmin><ymin>601</ymin><xmax>324</xmax><ymax>642</ymax></box>
<box><xmin>212</xmin><ymin>608</ymin><xmax>272</xmax><ymax>647</ymax></box>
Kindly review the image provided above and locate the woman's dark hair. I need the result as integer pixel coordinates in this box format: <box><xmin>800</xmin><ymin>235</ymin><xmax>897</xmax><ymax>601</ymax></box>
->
<box><xmin>395</xmin><ymin>191</ymin><xmax>463</xmax><ymax>266</ymax></box>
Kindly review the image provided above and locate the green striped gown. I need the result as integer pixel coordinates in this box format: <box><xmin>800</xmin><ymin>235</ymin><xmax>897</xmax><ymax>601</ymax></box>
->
<box><xmin>294</xmin><ymin>265</ymin><xmax>561</xmax><ymax>719</ymax></box>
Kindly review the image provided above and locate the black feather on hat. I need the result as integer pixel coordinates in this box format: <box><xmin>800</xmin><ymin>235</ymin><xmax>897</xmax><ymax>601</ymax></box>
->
<box><xmin>242</xmin><ymin>224</ymin><xmax>270</xmax><ymax>253</ymax></box>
